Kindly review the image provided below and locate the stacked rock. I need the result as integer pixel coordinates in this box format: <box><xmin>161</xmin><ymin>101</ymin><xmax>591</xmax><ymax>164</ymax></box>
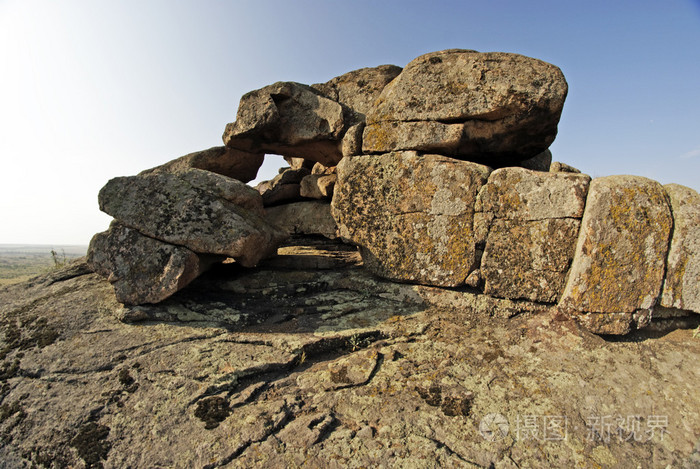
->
<box><xmin>88</xmin><ymin>49</ymin><xmax>699</xmax><ymax>335</ymax></box>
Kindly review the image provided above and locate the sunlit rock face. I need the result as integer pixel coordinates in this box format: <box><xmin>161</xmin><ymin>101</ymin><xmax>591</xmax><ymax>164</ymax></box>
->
<box><xmin>85</xmin><ymin>49</ymin><xmax>700</xmax><ymax>337</ymax></box>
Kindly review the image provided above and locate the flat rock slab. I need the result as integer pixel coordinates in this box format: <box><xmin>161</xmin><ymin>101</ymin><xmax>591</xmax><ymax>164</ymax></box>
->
<box><xmin>364</xmin><ymin>49</ymin><xmax>568</xmax><ymax>163</ymax></box>
<box><xmin>332</xmin><ymin>151</ymin><xmax>491</xmax><ymax>287</ymax></box>
<box><xmin>87</xmin><ymin>222</ymin><xmax>212</xmax><ymax>305</ymax></box>
<box><xmin>98</xmin><ymin>169</ymin><xmax>286</xmax><ymax>266</ymax></box>
<box><xmin>559</xmin><ymin>176</ymin><xmax>673</xmax><ymax>319</ymax></box>
<box><xmin>139</xmin><ymin>146</ymin><xmax>264</xmax><ymax>183</ymax></box>
<box><xmin>661</xmin><ymin>184</ymin><xmax>700</xmax><ymax>313</ymax></box>
<box><xmin>1</xmin><ymin>260</ymin><xmax>699</xmax><ymax>468</ymax></box>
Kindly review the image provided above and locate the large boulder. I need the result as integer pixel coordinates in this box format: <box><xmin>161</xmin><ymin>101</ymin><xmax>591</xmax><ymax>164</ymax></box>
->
<box><xmin>311</xmin><ymin>64</ymin><xmax>403</xmax><ymax>120</ymax></box>
<box><xmin>332</xmin><ymin>151</ymin><xmax>491</xmax><ymax>287</ymax></box>
<box><xmin>660</xmin><ymin>184</ymin><xmax>700</xmax><ymax>313</ymax></box>
<box><xmin>87</xmin><ymin>222</ymin><xmax>215</xmax><ymax>305</ymax></box>
<box><xmin>363</xmin><ymin>49</ymin><xmax>568</xmax><ymax>165</ymax></box>
<box><xmin>476</xmin><ymin>168</ymin><xmax>590</xmax><ymax>302</ymax></box>
<box><xmin>98</xmin><ymin>169</ymin><xmax>287</xmax><ymax>266</ymax></box>
<box><xmin>223</xmin><ymin>82</ymin><xmax>350</xmax><ymax>166</ymax></box>
<box><xmin>139</xmin><ymin>146</ymin><xmax>264</xmax><ymax>183</ymax></box>
<box><xmin>265</xmin><ymin>201</ymin><xmax>338</xmax><ymax>239</ymax></box>
<box><xmin>558</xmin><ymin>176</ymin><xmax>673</xmax><ymax>332</ymax></box>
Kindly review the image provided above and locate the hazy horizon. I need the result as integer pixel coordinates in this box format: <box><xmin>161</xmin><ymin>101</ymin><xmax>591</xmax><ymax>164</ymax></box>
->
<box><xmin>2</xmin><ymin>0</ymin><xmax>699</xmax><ymax>245</ymax></box>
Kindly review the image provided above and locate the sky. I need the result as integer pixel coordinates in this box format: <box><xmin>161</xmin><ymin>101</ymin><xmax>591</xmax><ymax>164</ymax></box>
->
<box><xmin>1</xmin><ymin>0</ymin><xmax>699</xmax><ymax>245</ymax></box>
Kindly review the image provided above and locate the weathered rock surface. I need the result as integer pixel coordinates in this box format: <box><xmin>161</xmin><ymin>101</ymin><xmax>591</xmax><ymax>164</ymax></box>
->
<box><xmin>300</xmin><ymin>173</ymin><xmax>336</xmax><ymax>199</ymax></box>
<box><xmin>661</xmin><ymin>184</ymin><xmax>700</xmax><ymax>313</ymax></box>
<box><xmin>98</xmin><ymin>170</ymin><xmax>286</xmax><ymax>266</ymax></box>
<box><xmin>559</xmin><ymin>176</ymin><xmax>673</xmax><ymax>332</ymax></box>
<box><xmin>332</xmin><ymin>151</ymin><xmax>491</xmax><ymax>286</ymax></box>
<box><xmin>550</xmin><ymin>161</ymin><xmax>582</xmax><ymax>173</ymax></box>
<box><xmin>481</xmin><ymin>218</ymin><xmax>581</xmax><ymax>303</ymax></box>
<box><xmin>256</xmin><ymin>167</ymin><xmax>310</xmax><ymax>206</ymax></box>
<box><xmin>475</xmin><ymin>167</ymin><xmax>590</xmax><ymax>220</ymax></box>
<box><xmin>476</xmin><ymin>168</ymin><xmax>589</xmax><ymax>303</ymax></box>
<box><xmin>87</xmin><ymin>222</ymin><xmax>215</xmax><ymax>305</ymax></box>
<box><xmin>265</xmin><ymin>202</ymin><xmax>338</xmax><ymax>239</ymax></box>
<box><xmin>311</xmin><ymin>64</ymin><xmax>402</xmax><ymax>120</ymax></box>
<box><xmin>363</xmin><ymin>49</ymin><xmax>568</xmax><ymax>164</ymax></box>
<box><xmin>223</xmin><ymin>82</ymin><xmax>350</xmax><ymax>166</ymax></box>
<box><xmin>1</xmin><ymin>253</ymin><xmax>699</xmax><ymax>468</ymax></box>
<box><xmin>140</xmin><ymin>146</ymin><xmax>264</xmax><ymax>183</ymax></box>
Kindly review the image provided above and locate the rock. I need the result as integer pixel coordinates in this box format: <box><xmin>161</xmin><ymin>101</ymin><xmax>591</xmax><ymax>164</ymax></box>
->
<box><xmin>265</xmin><ymin>201</ymin><xmax>338</xmax><ymax>239</ymax></box>
<box><xmin>481</xmin><ymin>218</ymin><xmax>580</xmax><ymax>303</ymax></box>
<box><xmin>98</xmin><ymin>169</ymin><xmax>287</xmax><ymax>266</ymax></box>
<box><xmin>332</xmin><ymin>151</ymin><xmax>491</xmax><ymax>287</ymax></box>
<box><xmin>364</xmin><ymin>49</ymin><xmax>568</xmax><ymax>164</ymax></box>
<box><xmin>311</xmin><ymin>64</ymin><xmax>403</xmax><ymax>119</ymax></box>
<box><xmin>661</xmin><ymin>184</ymin><xmax>700</xmax><ymax>313</ymax></box>
<box><xmin>300</xmin><ymin>173</ymin><xmax>337</xmax><ymax>199</ymax></box>
<box><xmin>559</xmin><ymin>176</ymin><xmax>673</xmax><ymax>319</ymax></box>
<box><xmin>284</xmin><ymin>156</ymin><xmax>315</xmax><ymax>171</ymax></box>
<box><xmin>341</xmin><ymin>122</ymin><xmax>365</xmax><ymax>157</ymax></box>
<box><xmin>550</xmin><ymin>161</ymin><xmax>581</xmax><ymax>173</ymax></box>
<box><xmin>476</xmin><ymin>168</ymin><xmax>590</xmax><ymax>302</ymax></box>
<box><xmin>87</xmin><ymin>222</ymin><xmax>214</xmax><ymax>305</ymax></box>
<box><xmin>476</xmin><ymin>167</ymin><xmax>590</xmax><ymax>220</ymax></box>
<box><xmin>139</xmin><ymin>146</ymin><xmax>264</xmax><ymax>183</ymax></box>
<box><xmin>311</xmin><ymin>162</ymin><xmax>336</xmax><ymax>175</ymax></box>
<box><xmin>256</xmin><ymin>167</ymin><xmax>311</xmax><ymax>206</ymax></box>
<box><xmin>519</xmin><ymin>149</ymin><xmax>552</xmax><ymax>171</ymax></box>
<box><xmin>362</xmin><ymin>120</ymin><xmax>464</xmax><ymax>154</ymax></box>
<box><xmin>223</xmin><ymin>82</ymin><xmax>350</xmax><ymax>166</ymax></box>
<box><xmin>2</xmin><ymin>257</ymin><xmax>699</xmax><ymax>468</ymax></box>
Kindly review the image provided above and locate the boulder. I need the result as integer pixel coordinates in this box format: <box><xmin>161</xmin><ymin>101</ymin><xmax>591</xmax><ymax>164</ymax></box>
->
<box><xmin>300</xmin><ymin>173</ymin><xmax>337</xmax><ymax>199</ymax></box>
<box><xmin>661</xmin><ymin>184</ymin><xmax>700</xmax><ymax>313</ymax></box>
<box><xmin>98</xmin><ymin>169</ymin><xmax>287</xmax><ymax>266</ymax></box>
<box><xmin>332</xmin><ymin>151</ymin><xmax>491</xmax><ymax>287</ymax></box>
<box><xmin>223</xmin><ymin>82</ymin><xmax>350</xmax><ymax>166</ymax></box>
<box><xmin>476</xmin><ymin>168</ymin><xmax>590</xmax><ymax>302</ymax></box>
<box><xmin>87</xmin><ymin>222</ymin><xmax>215</xmax><ymax>305</ymax></box>
<box><xmin>256</xmin><ymin>167</ymin><xmax>311</xmax><ymax>206</ymax></box>
<box><xmin>476</xmin><ymin>167</ymin><xmax>589</xmax><ymax>220</ymax></box>
<box><xmin>481</xmin><ymin>218</ymin><xmax>580</xmax><ymax>303</ymax></box>
<box><xmin>559</xmin><ymin>176</ymin><xmax>673</xmax><ymax>319</ymax></box>
<box><xmin>311</xmin><ymin>64</ymin><xmax>402</xmax><ymax>120</ymax></box>
<box><xmin>363</xmin><ymin>49</ymin><xmax>568</xmax><ymax>164</ymax></box>
<box><xmin>550</xmin><ymin>161</ymin><xmax>581</xmax><ymax>173</ymax></box>
<box><xmin>265</xmin><ymin>201</ymin><xmax>338</xmax><ymax>239</ymax></box>
<box><xmin>140</xmin><ymin>146</ymin><xmax>264</xmax><ymax>183</ymax></box>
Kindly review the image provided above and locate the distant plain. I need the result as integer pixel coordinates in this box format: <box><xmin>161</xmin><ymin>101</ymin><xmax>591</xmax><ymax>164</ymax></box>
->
<box><xmin>0</xmin><ymin>245</ymin><xmax>87</xmax><ymax>286</ymax></box>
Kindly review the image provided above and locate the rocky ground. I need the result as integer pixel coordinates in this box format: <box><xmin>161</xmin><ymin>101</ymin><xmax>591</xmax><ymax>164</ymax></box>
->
<box><xmin>1</xmin><ymin>239</ymin><xmax>699</xmax><ymax>468</ymax></box>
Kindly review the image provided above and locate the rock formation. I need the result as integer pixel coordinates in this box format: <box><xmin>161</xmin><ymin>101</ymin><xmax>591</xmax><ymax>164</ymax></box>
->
<box><xmin>85</xmin><ymin>49</ymin><xmax>699</xmax><ymax>337</ymax></box>
<box><xmin>3</xmin><ymin>48</ymin><xmax>700</xmax><ymax>469</ymax></box>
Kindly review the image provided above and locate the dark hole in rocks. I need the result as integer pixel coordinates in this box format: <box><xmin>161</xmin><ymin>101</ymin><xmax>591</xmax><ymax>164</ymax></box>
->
<box><xmin>70</xmin><ymin>422</ymin><xmax>112</xmax><ymax>469</ymax></box>
<box><xmin>194</xmin><ymin>396</ymin><xmax>231</xmax><ymax>429</ymax></box>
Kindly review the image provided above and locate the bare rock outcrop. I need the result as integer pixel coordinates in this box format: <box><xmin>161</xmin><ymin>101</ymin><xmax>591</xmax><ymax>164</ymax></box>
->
<box><xmin>139</xmin><ymin>146</ymin><xmax>264</xmax><ymax>183</ymax></box>
<box><xmin>87</xmin><ymin>222</ymin><xmax>216</xmax><ymax>305</ymax></box>
<box><xmin>661</xmin><ymin>184</ymin><xmax>700</xmax><ymax>312</ymax></box>
<box><xmin>362</xmin><ymin>49</ymin><xmax>568</xmax><ymax>165</ymax></box>
<box><xmin>474</xmin><ymin>168</ymin><xmax>590</xmax><ymax>303</ymax></box>
<box><xmin>558</xmin><ymin>176</ymin><xmax>673</xmax><ymax>334</ymax></box>
<box><xmin>223</xmin><ymin>82</ymin><xmax>350</xmax><ymax>166</ymax></box>
<box><xmin>332</xmin><ymin>151</ymin><xmax>490</xmax><ymax>287</ymax></box>
<box><xmin>98</xmin><ymin>170</ymin><xmax>286</xmax><ymax>266</ymax></box>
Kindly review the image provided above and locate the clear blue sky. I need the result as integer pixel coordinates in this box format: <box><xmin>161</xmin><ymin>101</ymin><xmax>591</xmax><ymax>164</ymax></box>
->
<box><xmin>1</xmin><ymin>0</ymin><xmax>699</xmax><ymax>245</ymax></box>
